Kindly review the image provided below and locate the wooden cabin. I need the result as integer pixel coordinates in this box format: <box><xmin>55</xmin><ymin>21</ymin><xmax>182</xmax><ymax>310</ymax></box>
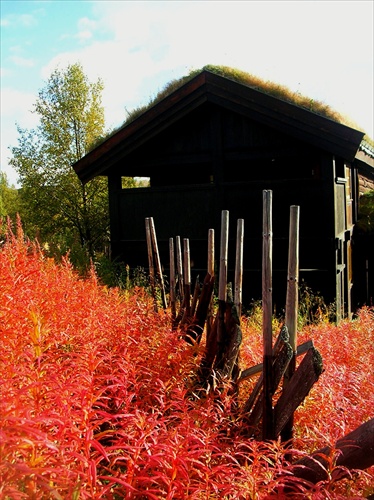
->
<box><xmin>73</xmin><ymin>69</ymin><xmax>374</xmax><ymax>321</ymax></box>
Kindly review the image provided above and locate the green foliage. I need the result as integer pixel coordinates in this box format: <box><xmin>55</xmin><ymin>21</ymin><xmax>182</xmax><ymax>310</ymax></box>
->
<box><xmin>243</xmin><ymin>282</ymin><xmax>333</xmax><ymax>332</ymax></box>
<box><xmin>9</xmin><ymin>63</ymin><xmax>109</xmax><ymax>264</ymax></box>
<box><xmin>0</xmin><ymin>172</ymin><xmax>21</xmax><ymax>222</ymax></box>
<box><xmin>356</xmin><ymin>189</ymin><xmax>374</xmax><ymax>233</ymax></box>
<box><xmin>297</xmin><ymin>281</ymin><xmax>334</xmax><ymax>327</ymax></box>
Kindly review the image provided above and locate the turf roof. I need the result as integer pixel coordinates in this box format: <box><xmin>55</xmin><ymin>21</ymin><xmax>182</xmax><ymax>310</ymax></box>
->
<box><xmin>93</xmin><ymin>64</ymin><xmax>373</xmax><ymax>150</ymax></box>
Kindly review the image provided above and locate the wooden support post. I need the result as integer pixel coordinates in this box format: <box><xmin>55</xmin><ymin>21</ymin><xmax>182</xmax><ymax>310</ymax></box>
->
<box><xmin>234</xmin><ymin>219</ymin><xmax>244</xmax><ymax>319</ymax></box>
<box><xmin>145</xmin><ymin>217</ymin><xmax>157</xmax><ymax>312</ymax></box>
<box><xmin>169</xmin><ymin>238</ymin><xmax>177</xmax><ymax>329</ymax></box>
<box><xmin>262</xmin><ymin>190</ymin><xmax>274</xmax><ymax>440</ymax></box>
<box><xmin>281</xmin><ymin>205</ymin><xmax>300</xmax><ymax>444</ymax></box>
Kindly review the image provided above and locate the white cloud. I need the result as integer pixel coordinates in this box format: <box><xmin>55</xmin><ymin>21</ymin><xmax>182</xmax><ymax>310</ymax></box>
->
<box><xmin>0</xmin><ymin>18</ymin><xmax>10</xmax><ymax>27</ymax></box>
<box><xmin>9</xmin><ymin>55</ymin><xmax>35</xmax><ymax>68</ymax></box>
<box><xmin>19</xmin><ymin>13</ymin><xmax>38</xmax><ymax>27</ymax></box>
<box><xmin>1</xmin><ymin>12</ymin><xmax>39</xmax><ymax>28</ymax></box>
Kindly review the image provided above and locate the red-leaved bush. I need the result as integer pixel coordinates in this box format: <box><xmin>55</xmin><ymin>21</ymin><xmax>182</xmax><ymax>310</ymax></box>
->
<box><xmin>1</xmin><ymin>219</ymin><xmax>373</xmax><ymax>499</ymax></box>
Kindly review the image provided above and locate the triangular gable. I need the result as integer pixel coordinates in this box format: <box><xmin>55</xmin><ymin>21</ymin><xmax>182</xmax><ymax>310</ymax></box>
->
<box><xmin>74</xmin><ymin>70</ymin><xmax>365</xmax><ymax>183</ymax></box>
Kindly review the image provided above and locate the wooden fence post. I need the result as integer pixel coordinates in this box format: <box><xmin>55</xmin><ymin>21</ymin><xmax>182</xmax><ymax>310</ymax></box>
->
<box><xmin>207</xmin><ymin>228</ymin><xmax>215</xmax><ymax>337</ymax></box>
<box><xmin>183</xmin><ymin>238</ymin><xmax>191</xmax><ymax>319</ymax></box>
<box><xmin>217</xmin><ymin>211</ymin><xmax>229</xmax><ymax>357</ymax></box>
<box><xmin>169</xmin><ymin>238</ymin><xmax>177</xmax><ymax>328</ymax></box>
<box><xmin>235</xmin><ymin>219</ymin><xmax>244</xmax><ymax>318</ymax></box>
<box><xmin>281</xmin><ymin>205</ymin><xmax>300</xmax><ymax>444</ymax></box>
<box><xmin>262</xmin><ymin>190</ymin><xmax>274</xmax><ymax>440</ymax></box>
<box><xmin>176</xmin><ymin>236</ymin><xmax>184</xmax><ymax>305</ymax></box>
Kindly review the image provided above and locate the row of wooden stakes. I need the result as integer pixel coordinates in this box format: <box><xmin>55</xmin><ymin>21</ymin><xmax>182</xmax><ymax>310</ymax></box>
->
<box><xmin>144</xmin><ymin>190</ymin><xmax>323</xmax><ymax>442</ymax></box>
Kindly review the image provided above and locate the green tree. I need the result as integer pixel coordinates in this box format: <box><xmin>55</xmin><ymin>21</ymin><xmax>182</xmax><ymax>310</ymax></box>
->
<box><xmin>0</xmin><ymin>172</ymin><xmax>21</xmax><ymax>221</ymax></box>
<box><xmin>9</xmin><ymin>63</ymin><xmax>109</xmax><ymax>267</ymax></box>
<box><xmin>356</xmin><ymin>190</ymin><xmax>374</xmax><ymax>233</ymax></box>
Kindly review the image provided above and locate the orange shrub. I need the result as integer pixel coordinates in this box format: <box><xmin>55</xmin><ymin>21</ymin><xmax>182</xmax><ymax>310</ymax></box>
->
<box><xmin>1</xmin><ymin>219</ymin><xmax>373</xmax><ymax>499</ymax></box>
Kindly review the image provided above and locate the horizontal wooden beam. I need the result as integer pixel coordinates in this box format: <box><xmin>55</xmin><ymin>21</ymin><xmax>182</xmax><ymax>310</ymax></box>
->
<box><xmin>238</xmin><ymin>339</ymin><xmax>313</xmax><ymax>382</ymax></box>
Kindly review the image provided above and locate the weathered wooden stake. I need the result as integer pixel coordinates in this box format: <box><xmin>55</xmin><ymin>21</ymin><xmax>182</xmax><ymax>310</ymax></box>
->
<box><xmin>149</xmin><ymin>217</ymin><xmax>168</xmax><ymax>309</ymax></box>
<box><xmin>234</xmin><ymin>219</ymin><xmax>244</xmax><ymax>318</ymax></box>
<box><xmin>145</xmin><ymin>217</ymin><xmax>157</xmax><ymax>311</ymax></box>
<box><xmin>262</xmin><ymin>190</ymin><xmax>274</xmax><ymax>440</ymax></box>
<box><xmin>183</xmin><ymin>238</ymin><xmax>191</xmax><ymax>319</ymax></box>
<box><xmin>217</xmin><ymin>211</ymin><xmax>229</xmax><ymax>358</ymax></box>
<box><xmin>281</xmin><ymin>205</ymin><xmax>300</xmax><ymax>444</ymax></box>
<box><xmin>169</xmin><ymin>238</ymin><xmax>177</xmax><ymax>328</ymax></box>
<box><xmin>207</xmin><ymin>228</ymin><xmax>215</xmax><ymax>338</ymax></box>
<box><xmin>176</xmin><ymin>236</ymin><xmax>184</xmax><ymax>304</ymax></box>
<box><xmin>208</xmin><ymin>229</ymin><xmax>215</xmax><ymax>277</ymax></box>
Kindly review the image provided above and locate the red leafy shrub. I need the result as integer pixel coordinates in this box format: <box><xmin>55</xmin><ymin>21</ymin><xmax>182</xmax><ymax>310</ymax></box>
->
<box><xmin>1</xmin><ymin>220</ymin><xmax>373</xmax><ymax>499</ymax></box>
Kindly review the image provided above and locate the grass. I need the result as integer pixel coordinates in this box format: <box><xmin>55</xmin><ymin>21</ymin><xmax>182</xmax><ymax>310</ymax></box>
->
<box><xmin>103</xmin><ymin>64</ymin><xmax>372</xmax><ymax>147</ymax></box>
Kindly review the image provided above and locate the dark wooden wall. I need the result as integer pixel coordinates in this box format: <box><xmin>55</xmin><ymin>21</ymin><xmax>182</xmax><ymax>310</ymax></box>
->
<box><xmin>106</xmin><ymin>103</ymin><xmax>368</xmax><ymax>314</ymax></box>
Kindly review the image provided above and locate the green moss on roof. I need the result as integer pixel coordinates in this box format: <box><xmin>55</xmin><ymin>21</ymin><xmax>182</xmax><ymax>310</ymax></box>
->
<box><xmin>92</xmin><ymin>65</ymin><xmax>373</xmax><ymax>149</ymax></box>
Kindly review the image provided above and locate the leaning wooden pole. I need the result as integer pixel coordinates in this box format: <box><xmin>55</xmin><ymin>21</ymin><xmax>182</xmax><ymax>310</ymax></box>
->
<box><xmin>145</xmin><ymin>217</ymin><xmax>157</xmax><ymax>312</ymax></box>
<box><xmin>169</xmin><ymin>238</ymin><xmax>177</xmax><ymax>329</ymax></box>
<box><xmin>262</xmin><ymin>190</ymin><xmax>274</xmax><ymax>440</ymax></box>
<box><xmin>281</xmin><ymin>205</ymin><xmax>300</xmax><ymax>444</ymax></box>
<box><xmin>149</xmin><ymin>217</ymin><xmax>168</xmax><ymax>309</ymax></box>
<box><xmin>234</xmin><ymin>219</ymin><xmax>244</xmax><ymax>319</ymax></box>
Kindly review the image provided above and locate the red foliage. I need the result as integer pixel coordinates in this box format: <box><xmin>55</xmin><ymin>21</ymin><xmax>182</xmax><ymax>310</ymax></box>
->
<box><xmin>1</xmin><ymin>219</ymin><xmax>373</xmax><ymax>499</ymax></box>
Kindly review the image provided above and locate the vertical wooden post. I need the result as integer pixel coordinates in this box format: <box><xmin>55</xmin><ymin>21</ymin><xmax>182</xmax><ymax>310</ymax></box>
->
<box><xmin>262</xmin><ymin>190</ymin><xmax>274</xmax><ymax>440</ymax></box>
<box><xmin>176</xmin><ymin>235</ymin><xmax>184</xmax><ymax>305</ymax></box>
<box><xmin>183</xmin><ymin>238</ymin><xmax>191</xmax><ymax>318</ymax></box>
<box><xmin>207</xmin><ymin>228</ymin><xmax>215</xmax><ymax>337</ymax></box>
<box><xmin>208</xmin><ymin>228</ymin><xmax>215</xmax><ymax>277</ymax></box>
<box><xmin>145</xmin><ymin>217</ymin><xmax>157</xmax><ymax>312</ymax></box>
<box><xmin>169</xmin><ymin>238</ymin><xmax>177</xmax><ymax>328</ymax></box>
<box><xmin>281</xmin><ymin>205</ymin><xmax>300</xmax><ymax>444</ymax></box>
<box><xmin>217</xmin><ymin>211</ymin><xmax>229</xmax><ymax>356</ymax></box>
<box><xmin>235</xmin><ymin>219</ymin><xmax>244</xmax><ymax>319</ymax></box>
<box><xmin>149</xmin><ymin>217</ymin><xmax>168</xmax><ymax>309</ymax></box>
<box><xmin>285</xmin><ymin>205</ymin><xmax>300</xmax><ymax>353</ymax></box>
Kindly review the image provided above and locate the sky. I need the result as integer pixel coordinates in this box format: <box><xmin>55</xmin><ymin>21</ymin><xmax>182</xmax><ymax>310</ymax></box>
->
<box><xmin>1</xmin><ymin>0</ymin><xmax>373</xmax><ymax>187</ymax></box>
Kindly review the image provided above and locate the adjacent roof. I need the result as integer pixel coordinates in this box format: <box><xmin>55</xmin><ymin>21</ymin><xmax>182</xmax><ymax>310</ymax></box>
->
<box><xmin>73</xmin><ymin>69</ymin><xmax>367</xmax><ymax>184</ymax></box>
